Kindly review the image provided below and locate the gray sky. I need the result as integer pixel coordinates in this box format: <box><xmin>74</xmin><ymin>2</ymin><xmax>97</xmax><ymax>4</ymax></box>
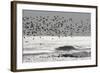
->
<box><xmin>23</xmin><ymin>10</ymin><xmax>91</xmax><ymax>36</ymax></box>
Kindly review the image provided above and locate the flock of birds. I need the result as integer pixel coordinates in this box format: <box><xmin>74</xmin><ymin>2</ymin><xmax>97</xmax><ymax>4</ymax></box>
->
<box><xmin>23</xmin><ymin>15</ymin><xmax>91</xmax><ymax>37</ymax></box>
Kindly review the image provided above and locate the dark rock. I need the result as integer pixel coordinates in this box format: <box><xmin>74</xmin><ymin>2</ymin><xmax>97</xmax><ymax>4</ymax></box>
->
<box><xmin>56</xmin><ymin>46</ymin><xmax>76</xmax><ymax>51</ymax></box>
